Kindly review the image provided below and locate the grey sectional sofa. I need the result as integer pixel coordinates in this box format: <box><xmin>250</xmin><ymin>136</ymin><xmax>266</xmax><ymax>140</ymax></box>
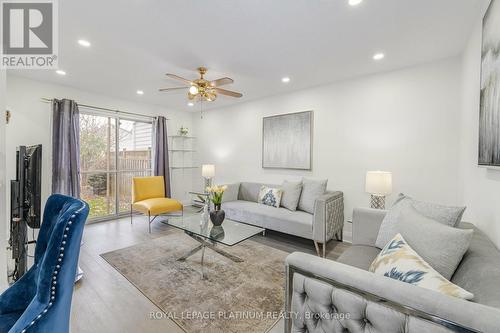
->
<box><xmin>285</xmin><ymin>207</ymin><xmax>500</xmax><ymax>332</ymax></box>
<box><xmin>221</xmin><ymin>182</ymin><xmax>344</xmax><ymax>257</ymax></box>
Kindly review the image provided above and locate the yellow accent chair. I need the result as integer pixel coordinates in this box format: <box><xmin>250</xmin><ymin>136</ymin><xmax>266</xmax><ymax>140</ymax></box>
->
<box><xmin>130</xmin><ymin>176</ymin><xmax>183</xmax><ymax>233</ymax></box>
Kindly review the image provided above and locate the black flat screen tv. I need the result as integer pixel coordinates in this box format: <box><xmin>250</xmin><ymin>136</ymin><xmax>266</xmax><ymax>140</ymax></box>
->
<box><xmin>9</xmin><ymin>144</ymin><xmax>42</xmax><ymax>281</ymax></box>
<box><xmin>24</xmin><ymin>145</ymin><xmax>42</xmax><ymax>228</ymax></box>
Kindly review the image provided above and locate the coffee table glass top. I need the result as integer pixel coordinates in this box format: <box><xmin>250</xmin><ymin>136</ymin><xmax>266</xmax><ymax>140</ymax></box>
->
<box><xmin>167</xmin><ymin>214</ymin><xmax>264</xmax><ymax>246</ymax></box>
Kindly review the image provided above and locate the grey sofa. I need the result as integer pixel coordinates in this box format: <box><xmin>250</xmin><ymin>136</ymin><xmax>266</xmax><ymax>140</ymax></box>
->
<box><xmin>221</xmin><ymin>182</ymin><xmax>344</xmax><ymax>257</ymax></box>
<box><xmin>285</xmin><ymin>207</ymin><xmax>500</xmax><ymax>333</ymax></box>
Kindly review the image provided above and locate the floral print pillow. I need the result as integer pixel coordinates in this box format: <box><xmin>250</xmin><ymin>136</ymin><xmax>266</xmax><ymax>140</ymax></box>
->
<box><xmin>369</xmin><ymin>233</ymin><xmax>473</xmax><ymax>300</ymax></box>
<box><xmin>258</xmin><ymin>186</ymin><xmax>283</xmax><ymax>208</ymax></box>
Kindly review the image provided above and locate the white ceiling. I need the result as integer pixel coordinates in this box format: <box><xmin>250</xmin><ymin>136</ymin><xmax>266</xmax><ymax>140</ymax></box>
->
<box><xmin>9</xmin><ymin>0</ymin><xmax>489</xmax><ymax>111</ymax></box>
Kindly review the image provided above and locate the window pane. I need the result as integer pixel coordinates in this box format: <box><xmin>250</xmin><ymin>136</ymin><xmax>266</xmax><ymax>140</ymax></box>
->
<box><xmin>118</xmin><ymin>119</ymin><xmax>152</xmax><ymax>171</ymax></box>
<box><xmin>80</xmin><ymin>114</ymin><xmax>117</xmax><ymax>172</ymax></box>
<box><xmin>80</xmin><ymin>172</ymin><xmax>116</xmax><ymax>218</ymax></box>
<box><xmin>118</xmin><ymin>171</ymin><xmax>152</xmax><ymax>213</ymax></box>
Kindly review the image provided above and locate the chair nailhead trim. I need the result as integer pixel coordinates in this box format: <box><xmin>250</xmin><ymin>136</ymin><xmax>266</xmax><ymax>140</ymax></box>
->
<box><xmin>19</xmin><ymin>205</ymin><xmax>85</xmax><ymax>333</ymax></box>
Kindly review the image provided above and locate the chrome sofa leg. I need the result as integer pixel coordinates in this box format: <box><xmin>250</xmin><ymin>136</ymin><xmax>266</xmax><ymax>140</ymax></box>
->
<box><xmin>323</xmin><ymin>242</ymin><xmax>326</xmax><ymax>258</ymax></box>
<box><xmin>314</xmin><ymin>241</ymin><xmax>320</xmax><ymax>257</ymax></box>
<box><xmin>148</xmin><ymin>213</ymin><xmax>151</xmax><ymax>234</ymax></box>
<box><xmin>130</xmin><ymin>205</ymin><xmax>133</xmax><ymax>225</ymax></box>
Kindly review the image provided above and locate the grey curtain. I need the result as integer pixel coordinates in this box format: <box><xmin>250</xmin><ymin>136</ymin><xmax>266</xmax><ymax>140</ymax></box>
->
<box><xmin>154</xmin><ymin>116</ymin><xmax>171</xmax><ymax>197</ymax></box>
<box><xmin>52</xmin><ymin>99</ymin><xmax>81</xmax><ymax>197</ymax></box>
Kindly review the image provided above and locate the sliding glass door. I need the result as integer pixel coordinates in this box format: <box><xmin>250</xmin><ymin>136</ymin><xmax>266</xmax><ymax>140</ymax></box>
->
<box><xmin>79</xmin><ymin>112</ymin><xmax>153</xmax><ymax>220</ymax></box>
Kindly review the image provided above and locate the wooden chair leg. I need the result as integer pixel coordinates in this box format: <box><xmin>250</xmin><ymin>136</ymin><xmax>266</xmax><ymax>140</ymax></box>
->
<box><xmin>148</xmin><ymin>213</ymin><xmax>151</xmax><ymax>234</ymax></box>
<box><xmin>314</xmin><ymin>241</ymin><xmax>321</xmax><ymax>257</ymax></box>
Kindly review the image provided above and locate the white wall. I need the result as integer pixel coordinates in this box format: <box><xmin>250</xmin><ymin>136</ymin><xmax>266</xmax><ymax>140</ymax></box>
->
<box><xmin>460</xmin><ymin>19</ymin><xmax>500</xmax><ymax>249</ymax></box>
<box><xmin>5</xmin><ymin>75</ymin><xmax>195</xmax><ymax>218</ymax></box>
<box><xmin>0</xmin><ymin>70</ymin><xmax>8</xmax><ymax>289</ymax></box>
<box><xmin>194</xmin><ymin>57</ymin><xmax>463</xmax><ymax>221</ymax></box>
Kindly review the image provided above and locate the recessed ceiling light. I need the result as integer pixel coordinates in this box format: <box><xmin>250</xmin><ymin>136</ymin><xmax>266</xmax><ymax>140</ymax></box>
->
<box><xmin>373</xmin><ymin>53</ymin><xmax>385</xmax><ymax>61</ymax></box>
<box><xmin>187</xmin><ymin>102</ymin><xmax>194</xmax><ymax>107</ymax></box>
<box><xmin>56</xmin><ymin>70</ymin><xmax>66</xmax><ymax>76</ymax></box>
<box><xmin>136</xmin><ymin>90</ymin><xmax>144</xmax><ymax>95</ymax></box>
<box><xmin>78</xmin><ymin>39</ymin><xmax>91</xmax><ymax>47</ymax></box>
<box><xmin>349</xmin><ymin>0</ymin><xmax>363</xmax><ymax>6</ymax></box>
<box><xmin>281</xmin><ymin>77</ymin><xmax>291</xmax><ymax>83</ymax></box>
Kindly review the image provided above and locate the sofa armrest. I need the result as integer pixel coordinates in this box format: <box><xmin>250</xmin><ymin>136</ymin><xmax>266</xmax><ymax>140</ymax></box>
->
<box><xmin>285</xmin><ymin>252</ymin><xmax>500</xmax><ymax>333</ymax></box>
<box><xmin>312</xmin><ymin>191</ymin><xmax>344</xmax><ymax>244</ymax></box>
<box><xmin>352</xmin><ymin>207</ymin><xmax>387</xmax><ymax>247</ymax></box>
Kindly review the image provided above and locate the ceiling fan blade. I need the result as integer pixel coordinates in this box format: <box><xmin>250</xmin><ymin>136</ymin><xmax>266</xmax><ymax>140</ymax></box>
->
<box><xmin>215</xmin><ymin>87</ymin><xmax>243</xmax><ymax>98</ymax></box>
<box><xmin>158</xmin><ymin>87</ymin><xmax>189</xmax><ymax>92</ymax></box>
<box><xmin>210</xmin><ymin>77</ymin><xmax>234</xmax><ymax>87</ymax></box>
<box><xmin>165</xmin><ymin>73</ymin><xmax>193</xmax><ymax>85</ymax></box>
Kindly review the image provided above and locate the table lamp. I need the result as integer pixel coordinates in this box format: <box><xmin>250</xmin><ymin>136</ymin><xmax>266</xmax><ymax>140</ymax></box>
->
<box><xmin>365</xmin><ymin>171</ymin><xmax>392</xmax><ymax>209</ymax></box>
<box><xmin>202</xmin><ymin>164</ymin><xmax>215</xmax><ymax>190</ymax></box>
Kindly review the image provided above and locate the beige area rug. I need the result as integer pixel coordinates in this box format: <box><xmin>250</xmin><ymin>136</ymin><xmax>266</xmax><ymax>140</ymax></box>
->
<box><xmin>100</xmin><ymin>232</ymin><xmax>288</xmax><ymax>333</ymax></box>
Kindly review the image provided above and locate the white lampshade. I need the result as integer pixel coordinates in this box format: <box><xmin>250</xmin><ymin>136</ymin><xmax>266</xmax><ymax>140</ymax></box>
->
<box><xmin>202</xmin><ymin>164</ymin><xmax>215</xmax><ymax>178</ymax></box>
<box><xmin>365</xmin><ymin>171</ymin><xmax>392</xmax><ymax>196</ymax></box>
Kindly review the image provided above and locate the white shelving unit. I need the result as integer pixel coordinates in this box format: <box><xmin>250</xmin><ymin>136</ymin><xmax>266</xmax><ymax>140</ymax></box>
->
<box><xmin>168</xmin><ymin>135</ymin><xmax>198</xmax><ymax>203</ymax></box>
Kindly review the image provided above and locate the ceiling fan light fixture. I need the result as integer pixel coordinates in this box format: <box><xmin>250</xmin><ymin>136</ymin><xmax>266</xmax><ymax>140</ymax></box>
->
<box><xmin>189</xmin><ymin>85</ymin><xmax>199</xmax><ymax>95</ymax></box>
<box><xmin>161</xmin><ymin>67</ymin><xmax>242</xmax><ymax>103</ymax></box>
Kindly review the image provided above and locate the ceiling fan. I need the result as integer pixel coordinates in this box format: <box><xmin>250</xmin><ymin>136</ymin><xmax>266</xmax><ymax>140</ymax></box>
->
<box><xmin>159</xmin><ymin>67</ymin><xmax>243</xmax><ymax>102</ymax></box>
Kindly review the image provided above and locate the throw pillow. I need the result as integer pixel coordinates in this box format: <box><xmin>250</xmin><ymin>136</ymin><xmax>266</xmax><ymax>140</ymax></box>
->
<box><xmin>258</xmin><ymin>186</ymin><xmax>283</xmax><ymax>208</ymax></box>
<box><xmin>221</xmin><ymin>183</ymin><xmax>240</xmax><ymax>203</ymax></box>
<box><xmin>370</xmin><ymin>233</ymin><xmax>474</xmax><ymax>300</ymax></box>
<box><xmin>375</xmin><ymin>194</ymin><xmax>467</xmax><ymax>249</ymax></box>
<box><xmin>394</xmin><ymin>206</ymin><xmax>473</xmax><ymax>280</ymax></box>
<box><xmin>280</xmin><ymin>181</ymin><xmax>302</xmax><ymax>211</ymax></box>
<box><xmin>297</xmin><ymin>178</ymin><xmax>327</xmax><ymax>214</ymax></box>
<box><xmin>397</xmin><ymin>193</ymin><xmax>466</xmax><ymax>226</ymax></box>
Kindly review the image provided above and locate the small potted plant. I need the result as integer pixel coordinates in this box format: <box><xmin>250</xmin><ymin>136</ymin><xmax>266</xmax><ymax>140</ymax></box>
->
<box><xmin>206</xmin><ymin>185</ymin><xmax>227</xmax><ymax>226</ymax></box>
<box><xmin>179</xmin><ymin>126</ymin><xmax>189</xmax><ymax>136</ymax></box>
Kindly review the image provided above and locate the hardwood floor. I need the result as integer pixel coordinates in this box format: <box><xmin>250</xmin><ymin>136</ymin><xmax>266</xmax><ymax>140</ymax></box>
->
<box><xmin>70</xmin><ymin>208</ymin><xmax>351</xmax><ymax>332</ymax></box>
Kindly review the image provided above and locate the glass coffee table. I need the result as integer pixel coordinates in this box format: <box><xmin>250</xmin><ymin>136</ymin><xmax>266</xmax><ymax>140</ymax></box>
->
<box><xmin>166</xmin><ymin>214</ymin><xmax>265</xmax><ymax>279</ymax></box>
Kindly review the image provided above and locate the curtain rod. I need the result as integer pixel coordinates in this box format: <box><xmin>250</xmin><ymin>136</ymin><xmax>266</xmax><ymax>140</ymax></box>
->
<box><xmin>40</xmin><ymin>98</ymin><xmax>170</xmax><ymax>120</ymax></box>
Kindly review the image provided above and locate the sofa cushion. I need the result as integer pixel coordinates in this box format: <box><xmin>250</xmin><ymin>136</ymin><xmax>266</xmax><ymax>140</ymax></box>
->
<box><xmin>222</xmin><ymin>200</ymin><xmax>313</xmax><ymax>239</ymax></box>
<box><xmin>389</xmin><ymin>206</ymin><xmax>473</xmax><ymax>280</ymax></box>
<box><xmin>280</xmin><ymin>180</ymin><xmax>302</xmax><ymax>211</ymax></box>
<box><xmin>258</xmin><ymin>186</ymin><xmax>283</xmax><ymax>208</ymax></box>
<box><xmin>238</xmin><ymin>182</ymin><xmax>275</xmax><ymax>202</ymax></box>
<box><xmin>376</xmin><ymin>195</ymin><xmax>467</xmax><ymax>249</ymax></box>
<box><xmin>222</xmin><ymin>183</ymin><xmax>240</xmax><ymax>203</ymax></box>
<box><xmin>337</xmin><ymin>245</ymin><xmax>381</xmax><ymax>270</ymax></box>
<box><xmin>370</xmin><ymin>233</ymin><xmax>474</xmax><ymax>300</ymax></box>
<box><xmin>452</xmin><ymin>223</ymin><xmax>500</xmax><ymax>308</ymax></box>
<box><xmin>298</xmin><ymin>178</ymin><xmax>327</xmax><ymax>214</ymax></box>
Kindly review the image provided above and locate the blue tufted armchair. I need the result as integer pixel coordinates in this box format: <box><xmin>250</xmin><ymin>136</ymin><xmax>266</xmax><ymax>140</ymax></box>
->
<box><xmin>0</xmin><ymin>194</ymin><xmax>89</xmax><ymax>333</ymax></box>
